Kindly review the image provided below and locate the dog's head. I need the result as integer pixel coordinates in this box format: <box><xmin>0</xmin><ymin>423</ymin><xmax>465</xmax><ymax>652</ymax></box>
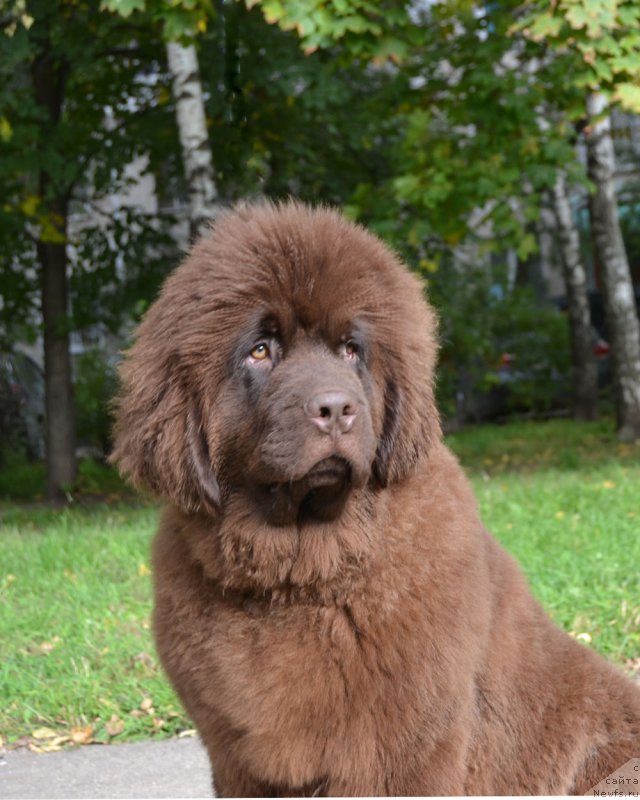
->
<box><xmin>111</xmin><ymin>201</ymin><xmax>440</xmax><ymax>524</ymax></box>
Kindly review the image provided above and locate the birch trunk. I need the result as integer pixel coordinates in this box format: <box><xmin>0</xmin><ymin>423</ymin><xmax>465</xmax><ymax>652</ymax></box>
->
<box><xmin>585</xmin><ymin>93</ymin><xmax>640</xmax><ymax>442</ymax></box>
<box><xmin>552</xmin><ymin>171</ymin><xmax>598</xmax><ymax>420</ymax></box>
<box><xmin>166</xmin><ymin>41</ymin><xmax>219</xmax><ymax>239</ymax></box>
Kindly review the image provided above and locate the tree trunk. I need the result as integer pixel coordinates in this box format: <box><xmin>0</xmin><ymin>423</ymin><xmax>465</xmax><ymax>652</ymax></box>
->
<box><xmin>166</xmin><ymin>41</ymin><xmax>219</xmax><ymax>239</ymax></box>
<box><xmin>552</xmin><ymin>171</ymin><xmax>598</xmax><ymax>420</ymax></box>
<box><xmin>32</xmin><ymin>45</ymin><xmax>77</xmax><ymax>500</ymax></box>
<box><xmin>38</xmin><ymin>205</ymin><xmax>77</xmax><ymax>500</ymax></box>
<box><xmin>585</xmin><ymin>93</ymin><xmax>640</xmax><ymax>442</ymax></box>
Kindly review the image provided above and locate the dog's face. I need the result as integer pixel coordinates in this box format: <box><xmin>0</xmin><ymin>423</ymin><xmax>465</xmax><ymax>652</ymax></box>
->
<box><xmin>111</xmin><ymin>202</ymin><xmax>440</xmax><ymax>524</ymax></box>
<box><xmin>216</xmin><ymin>312</ymin><xmax>378</xmax><ymax>524</ymax></box>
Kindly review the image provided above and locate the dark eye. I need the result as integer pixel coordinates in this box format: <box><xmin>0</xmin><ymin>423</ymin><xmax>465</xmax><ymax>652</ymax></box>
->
<box><xmin>340</xmin><ymin>340</ymin><xmax>359</xmax><ymax>361</ymax></box>
<box><xmin>249</xmin><ymin>342</ymin><xmax>271</xmax><ymax>362</ymax></box>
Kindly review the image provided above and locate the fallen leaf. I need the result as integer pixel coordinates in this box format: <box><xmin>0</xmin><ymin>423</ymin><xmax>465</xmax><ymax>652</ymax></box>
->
<box><xmin>138</xmin><ymin>563</ymin><xmax>150</xmax><ymax>577</ymax></box>
<box><xmin>131</xmin><ymin>652</ymin><xmax>156</xmax><ymax>671</ymax></box>
<box><xmin>105</xmin><ymin>715</ymin><xmax>124</xmax><ymax>736</ymax></box>
<box><xmin>178</xmin><ymin>729</ymin><xmax>196</xmax><ymax>738</ymax></box>
<box><xmin>37</xmin><ymin>736</ymin><xmax>69</xmax><ymax>752</ymax></box>
<box><xmin>39</xmin><ymin>637</ymin><xmax>61</xmax><ymax>654</ymax></box>
<box><xmin>70</xmin><ymin>725</ymin><xmax>93</xmax><ymax>745</ymax></box>
<box><xmin>625</xmin><ymin>658</ymin><xmax>640</xmax><ymax>685</ymax></box>
<box><xmin>32</xmin><ymin>727</ymin><xmax>57</xmax><ymax>740</ymax></box>
<box><xmin>140</xmin><ymin>697</ymin><xmax>154</xmax><ymax>713</ymax></box>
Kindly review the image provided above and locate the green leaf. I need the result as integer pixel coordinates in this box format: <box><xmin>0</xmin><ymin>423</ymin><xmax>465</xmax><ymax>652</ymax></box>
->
<box><xmin>526</xmin><ymin>13</ymin><xmax>564</xmax><ymax>41</ymax></box>
<box><xmin>261</xmin><ymin>0</ymin><xmax>286</xmax><ymax>25</ymax></box>
<box><xmin>593</xmin><ymin>59</ymin><xmax>613</xmax><ymax>82</ymax></box>
<box><xmin>610</xmin><ymin>54</ymin><xmax>640</xmax><ymax>74</ymax></box>
<box><xmin>618</xmin><ymin>6</ymin><xmax>640</xmax><ymax>26</ymax></box>
<box><xmin>613</xmin><ymin>83</ymin><xmax>640</xmax><ymax>112</ymax></box>
<box><xmin>0</xmin><ymin>117</ymin><xmax>12</xmax><ymax>142</ymax></box>
<box><xmin>99</xmin><ymin>0</ymin><xmax>146</xmax><ymax>16</ymax></box>
<box><xmin>565</xmin><ymin>5</ymin><xmax>592</xmax><ymax>32</ymax></box>
<box><xmin>516</xmin><ymin>232</ymin><xmax>538</xmax><ymax>260</ymax></box>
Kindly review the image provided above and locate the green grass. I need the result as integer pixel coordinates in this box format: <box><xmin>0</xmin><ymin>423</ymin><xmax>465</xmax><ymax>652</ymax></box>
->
<box><xmin>0</xmin><ymin>417</ymin><xmax>638</xmax><ymax>748</ymax></box>
<box><xmin>448</xmin><ymin>418</ymin><xmax>640</xmax><ymax>663</ymax></box>
<box><xmin>0</xmin><ymin>503</ymin><xmax>190</xmax><ymax>747</ymax></box>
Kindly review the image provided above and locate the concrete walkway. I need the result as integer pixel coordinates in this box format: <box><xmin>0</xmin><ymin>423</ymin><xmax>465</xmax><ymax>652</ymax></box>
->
<box><xmin>0</xmin><ymin>738</ymin><xmax>213</xmax><ymax>799</ymax></box>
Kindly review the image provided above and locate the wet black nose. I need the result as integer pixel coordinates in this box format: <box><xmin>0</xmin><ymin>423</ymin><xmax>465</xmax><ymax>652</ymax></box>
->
<box><xmin>305</xmin><ymin>390</ymin><xmax>357</xmax><ymax>435</ymax></box>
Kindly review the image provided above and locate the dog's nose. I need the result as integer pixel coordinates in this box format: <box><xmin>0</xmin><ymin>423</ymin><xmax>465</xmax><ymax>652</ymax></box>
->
<box><xmin>305</xmin><ymin>390</ymin><xmax>357</xmax><ymax>435</ymax></box>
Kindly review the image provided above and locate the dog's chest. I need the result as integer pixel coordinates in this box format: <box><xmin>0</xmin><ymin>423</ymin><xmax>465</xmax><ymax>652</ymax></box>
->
<box><xmin>210</xmin><ymin>598</ymin><xmax>387</xmax><ymax>784</ymax></box>
<box><xmin>216</xmin><ymin>600</ymin><xmax>369</xmax><ymax>719</ymax></box>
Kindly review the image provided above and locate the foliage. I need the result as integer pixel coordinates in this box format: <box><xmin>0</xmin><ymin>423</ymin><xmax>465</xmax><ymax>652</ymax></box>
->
<box><xmin>514</xmin><ymin>0</ymin><xmax>640</xmax><ymax>112</ymax></box>
<box><xmin>102</xmin><ymin>0</ymin><xmax>402</xmax><ymax>208</ymax></box>
<box><xmin>100</xmin><ymin>0</ymin><xmax>213</xmax><ymax>40</ymax></box>
<box><xmin>74</xmin><ymin>349</ymin><xmax>118</xmax><ymax>454</ymax></box>
<box><xmin>247</xmin><ymin>0</ymin><xmax>409</xmax><ymax>60</ymax></box>
<box><xmin>0</xmin><ymin>370</ymin><xmax>28</xmax><ymax>466</ymax></box>
<box><xmin>252</xmin><ymin>0</ymin><xmax>580</xmax><ymax>255</ymax></box>
<box><xmin>0</xmin><ymin>0</ymin><xmax>182</xmax><ymax>346</ymax></box>
<box><xmin>205</xmin><ymin>3</ymin><xmax>402</xmax><ymax>204</ymax></box>
<box><xmin>391</xmin><ymin>1</ymin><xmax>583</xmax><ymax>252</ymax></box>
<box><xmin>426</xmin><ymin>260</ymin><xmax>571</xmax><ymax>419</ymax></box>
<box><xmin>488</xmin><ymin>288</ymin><xmax>571</xmax><ymax>411</ymax></box>
<box><xmin>1</xmin><ymin>0</ymin><xmax>637</xmax><ymax>455</ymax></box>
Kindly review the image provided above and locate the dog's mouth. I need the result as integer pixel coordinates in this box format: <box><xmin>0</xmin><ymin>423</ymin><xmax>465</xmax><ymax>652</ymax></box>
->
<box><xmin>303</xmin><ymin>456</ymin><xmax>351</xmax><ymax>490</ymax></box>
<box><xmin>259</xmin><ymin>456</ymin><xmax>353</xmax><ymax>526</ymax></box>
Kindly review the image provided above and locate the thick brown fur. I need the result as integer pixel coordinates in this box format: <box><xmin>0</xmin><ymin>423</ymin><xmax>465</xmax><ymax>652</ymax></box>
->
<box><xmin>112</xmin><ymin>201</ymin><xmax>640</xmax><ymax>796</ymax></box>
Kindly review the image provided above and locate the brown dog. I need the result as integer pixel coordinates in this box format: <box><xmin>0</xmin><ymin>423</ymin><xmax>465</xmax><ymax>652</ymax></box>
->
<box><xmin>112</xmin><ymin>201</ymin><xmax>640</xmax><ymax>796</ymax></box>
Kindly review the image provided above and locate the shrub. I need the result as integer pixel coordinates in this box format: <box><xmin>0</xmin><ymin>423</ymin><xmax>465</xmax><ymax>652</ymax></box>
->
<box><xmin>74</xmin><ymin>348</ymin><xmax>119</xmax><ymax>455</ymax></box>
<box><xmin>424</xmin><ymin>259</ymin><xmax>571</xmax><ymax>421</ymax></box>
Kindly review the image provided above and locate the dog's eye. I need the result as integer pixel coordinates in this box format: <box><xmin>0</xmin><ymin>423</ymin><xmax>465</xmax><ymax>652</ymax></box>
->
<box><xmin>340</xmin><ymin>340</ymin><xmax>359</xmax><ymax>361</ymax></box>
<box><xmin>249</xmin><ymin>343</ymin><xmax>271</xmax><ymax>362</ymax></box>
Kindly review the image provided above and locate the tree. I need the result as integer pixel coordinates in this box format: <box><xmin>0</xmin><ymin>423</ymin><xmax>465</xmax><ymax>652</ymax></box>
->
<box><xmin>251</xmin><ymin>0</ymin><xmax>576</xmax><ymax>254</ymax></box>
<box><xmin>103</xmin><ymin>0</ymin><xmax>402</xmax><ymax>208</ymax></box>
<box><xmin>585</xmin><ymin>93</ymin><xmax>640</xmax><ymax>440</ymax></box>
<box><xmin>516</xmin><ymin>0</ymin><xmax>640</xmax><ymax>440</ymax></box>
<box><xmin>102</xmin><ymin>2</ymin><xmax>220</xmax><ymax>237</ymax></box>
<box><xmin>0</xmin><ymin>0</ymin><xmax>180</xmax><ymax>498</ymax></box>
<box><xmin>30</xmin><ymin>31</ymin><xmax>77</xmax><ymax>497</ymax></box>
<box><xmin>552</xmin><ymin>170</ymin><xmax>598</xmax><ymax>420</ymax></box>
<box><xmin>260</xmin><ymin>0</ymin><xmax>640</xmax><ymax>436</ymax></box>
<box><xmin>166</xmin><ymin>40</ymin><xmax>219</xmax><ymax>238</ymax></box>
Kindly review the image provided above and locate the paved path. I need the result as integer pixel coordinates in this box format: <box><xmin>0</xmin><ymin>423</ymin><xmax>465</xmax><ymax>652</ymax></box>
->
<box><xmin>0</xmin><ymin>738</ymin><xmax>213</xmax><ymax>799</ymax></box>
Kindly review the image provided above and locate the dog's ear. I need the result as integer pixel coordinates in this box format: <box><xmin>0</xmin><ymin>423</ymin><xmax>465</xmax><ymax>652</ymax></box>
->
<box><xmin>372</xmin><ymin>372</ymin><xmax>438</xmax><ymax>488</ymax></box>
<box><xmin>110</xmin><ymin>346</ymin><xmax>221</xmax><ymax>515</ymax></box>
<box><xmin>371</xmin><ymin>284</ymin><xmax>441</xmax><ymax>488</ymax></box>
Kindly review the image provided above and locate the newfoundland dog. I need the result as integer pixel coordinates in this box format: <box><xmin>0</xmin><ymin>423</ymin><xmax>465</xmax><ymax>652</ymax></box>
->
<box><xmin>112</xmin><ymin>201</ymin><xmax>640</xmax><ymax>796</ymax></box>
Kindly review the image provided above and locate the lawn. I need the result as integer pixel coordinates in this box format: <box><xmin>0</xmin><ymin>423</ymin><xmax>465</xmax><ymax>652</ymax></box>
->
<box><xmin>1</xmin><ymin>417</ymin><xmax>639</xmax><ymax>749</ymax></box>
<box><xmin>0</xmin><ymin>503</ymin><xmax>183</xmax><ymax>750</ymax></box>
<box><xmin>448</xmin><ymin>418</ymin><xmax>640</xmax><ymax>663</ymax></box>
